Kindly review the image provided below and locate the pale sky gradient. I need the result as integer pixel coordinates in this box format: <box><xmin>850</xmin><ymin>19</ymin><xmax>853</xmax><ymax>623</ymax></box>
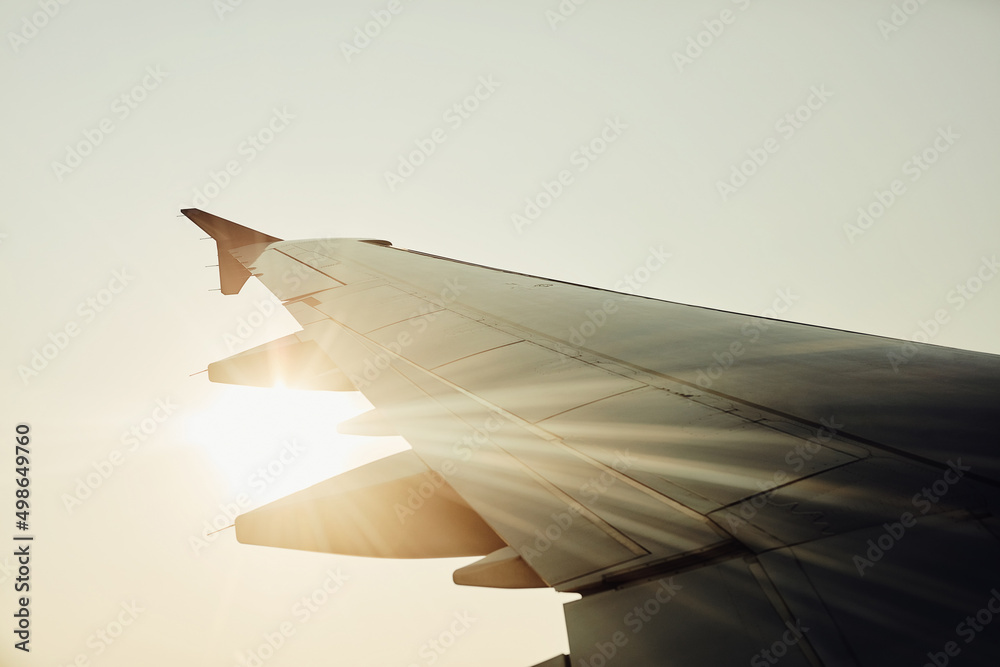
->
<box><xmin>2</xmin><ymin>2</ymin><xmax>1000</xmax><ymax>666</ymax></box>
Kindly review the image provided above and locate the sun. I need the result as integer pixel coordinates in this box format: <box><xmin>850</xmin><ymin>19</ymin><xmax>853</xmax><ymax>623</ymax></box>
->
<box><xmin>182</xmin><ymin>382</ymin><xmax>408</xmax><ymax>507</ymax></box>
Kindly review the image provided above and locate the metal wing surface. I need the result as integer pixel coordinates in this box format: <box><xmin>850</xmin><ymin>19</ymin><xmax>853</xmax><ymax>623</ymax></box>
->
<box><xmin>182</xmin><ymin>209</ymin><xmax>1000</xmax><ymax>667</ymax></box>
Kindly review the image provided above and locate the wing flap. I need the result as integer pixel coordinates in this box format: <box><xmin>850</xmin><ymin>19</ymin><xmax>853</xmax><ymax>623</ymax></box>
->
<box><xmin>452</xmin><ymin>546</ymin><xmax>547</xmax><ymax>589</ymax></box>
<box><xmin>235</xmin><ymin>450</ymin><xmax>506</xmax><ymax>558</ymax></box>
<box><xmin>206</xmin><ymin>334</ymin><xmax>355</xmax><ymax>391</ymax></box>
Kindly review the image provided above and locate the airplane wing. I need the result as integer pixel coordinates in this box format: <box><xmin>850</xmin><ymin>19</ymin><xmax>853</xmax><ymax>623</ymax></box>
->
<box><xmin>181</xmin><ymin>208</ymin><xmax>1000</xmax><ymax>667</ymax></box>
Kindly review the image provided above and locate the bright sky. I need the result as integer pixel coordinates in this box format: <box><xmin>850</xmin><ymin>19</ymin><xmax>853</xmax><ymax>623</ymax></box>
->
<box><xmin>2</xmin><ymin>2</ymin><xmax>999</xmax><ymax>666</ymax></box>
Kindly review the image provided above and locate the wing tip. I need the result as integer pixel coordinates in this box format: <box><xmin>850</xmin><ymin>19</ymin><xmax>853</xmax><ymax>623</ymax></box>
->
<box><xmin>180</xmin><ymin>208</ymin><xmax>282</xmax><ymax>294</ymax></box>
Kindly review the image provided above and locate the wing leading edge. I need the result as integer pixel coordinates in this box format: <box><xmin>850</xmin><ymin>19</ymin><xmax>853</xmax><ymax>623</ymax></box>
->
<box><xmin>180</xmin><ymin>209</ymin><xmax>1000</xmax><ymax>667</ymax></box>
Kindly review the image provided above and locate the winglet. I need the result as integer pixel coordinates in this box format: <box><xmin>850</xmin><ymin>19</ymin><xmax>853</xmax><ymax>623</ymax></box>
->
<box><xmin>180</xmin><ymin>208</ymin><xmax>282</xmax><ymax>295</ymax></box>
